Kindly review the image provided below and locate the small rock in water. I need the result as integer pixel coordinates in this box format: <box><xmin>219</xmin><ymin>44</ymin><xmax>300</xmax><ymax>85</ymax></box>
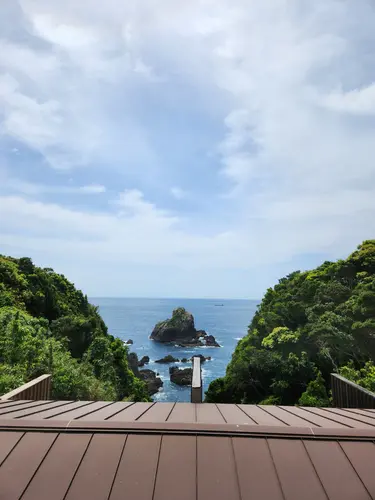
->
<box><xmin>192</xmin><ymin>354</ymin><xmax>211</xmax><ymax>363</ymax></box>
<box><xmin>205</xmin><ymin>335</ymin><xmax>221</xmax><ymax>347</ymax></box>
<box><xmin>169</xmin><ymin>366</ymin><xmax>193</xmax><ymax>386</ymax></box>
<box><xmin>139</xmin><ymin>369</ymin><xmax>163</xmax><ymax>395</ymax></box>
<box><xmin>124</xmin><ymin>339</ymin><xmax>134</xmax><ymax>345</ymax></box>
<box><xmin>155</xmin><ymin>354</ymin><xmax>179</xmax><ymax>363</ymax></box>
<box><xmin>138</xmin><ymin>355</ymin><xmax>150</xmax><ymax>367</ymax></box>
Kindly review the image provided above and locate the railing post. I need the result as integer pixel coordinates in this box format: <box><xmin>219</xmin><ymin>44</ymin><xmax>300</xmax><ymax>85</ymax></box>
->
<box><xmin>191</xmin><ymin>356</ymin><xmax>202</xmax><ymax>403</ymax></box>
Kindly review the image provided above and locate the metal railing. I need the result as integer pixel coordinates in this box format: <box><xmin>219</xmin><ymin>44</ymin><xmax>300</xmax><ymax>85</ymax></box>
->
<box><xmin>0</xmin><ymin>374</ymin><xmax>52</xmax><ymax>401</ymax></box>
<box><xmin>191</xmin><ymin>356</ymin><xmax>202</xmax><ymax>403</ymax></box>
<box><xmin>331</xmin><ymin>373</ymin><xmax>375</xmax><ymax>408</ymax></box>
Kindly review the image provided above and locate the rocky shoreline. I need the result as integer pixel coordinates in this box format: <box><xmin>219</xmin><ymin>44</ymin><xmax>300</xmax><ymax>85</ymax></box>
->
<box><xmin>126</xmin><ymin>307</ymin><xmax>220</xmax><ymax>396</ymax></box>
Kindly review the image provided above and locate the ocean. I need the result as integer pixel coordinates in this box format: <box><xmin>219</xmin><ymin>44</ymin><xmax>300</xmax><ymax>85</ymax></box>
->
<box><xmin>92</xmin><ymin>298</ymin><xmax>258</xmax><ymax>402</ymax></box>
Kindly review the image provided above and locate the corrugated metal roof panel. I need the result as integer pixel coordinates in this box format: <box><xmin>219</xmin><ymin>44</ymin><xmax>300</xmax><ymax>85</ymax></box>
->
<box><xmin>109</xmin><ymin>434</ymin><xmax>161</xmax><ymax>500</ymax></box>
<box><xmin>340</xmin><ymin>441</ymin><xmax>375</xmax><ymax>495</ymax></box>
<box><xmin>233</xmin><ymin>437</ymin><xmax>284</xmax><ymax>500</ymax></box>
<box><xmin>1</xmin><ymin>423</ymin><xmax>375</xmax><ymax>499</ymax></box>
<box><xmin>215</xmin><ymin>403</ymin><xmax>256</xmax><ymax>424</ymax></box>
<box><xmin>238</xmin><ymin>404</ymin><xmax>289</xmax><ymax>426</ymax></box>
<box><xmin>64</xmin><ymin>433</ymin><xmax>126</xmax><ymax>500</ymax></box>
<box><xmin>301</xmin><ymin>407</ymin><xmax>375</xmax><ymax>428</ymax></box>
<box><xmin>0</xmin><ymin>432</ymin><xmax>57</xmax><ymax>500</ymax></box>
<box><xmin>304</xmin><ymin>439</ymin><xmax>372</xmax><ymax>499</ymax></box>
<box><xmin>20</xmin><ymin>433</ymin><xmax>91</xmax><ymax>500</ymax></box>
<box><xmin>166</xmin><ymin>402</ymin><xmax>196</xmax><ymax>423</ymax></box>
<box><xmin>21</xmin><ymin>401</ymin><xmax>92</xmax><ymax>420</ymax></box>
<box><xmin>153</xmin><ymin>435</ymin><xmax>196</xmax><ymax>500</ymax></box>
<box><xmin>6</xmin><ymin>401</ymin><xmax>375</xmax><ymax>428</ymax></box>
<box><xmin>197</xmin><ymin>435</ymin><xmax>241</xmax><ymax>500</ymax></box>
<box><xmin>268</xmin><ymin>438</ymin><xmax>327</xmax><ymax>500</ymax></box>
<box><xmin>2</xmin><ymin>401</ymin><xmax>375</xmax><ymax>499</ymax></box>
<box><xmin>106</xmin><ymin>402</ymin><xmax>155</xmax><ymax>421</ymax></box>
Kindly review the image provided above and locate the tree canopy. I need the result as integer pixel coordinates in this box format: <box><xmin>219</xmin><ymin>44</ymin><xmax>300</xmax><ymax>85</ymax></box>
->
<box><xmin>206</xmin><ymin>240</ymin><xmax>375</xmax><ymax>406</ymax></box>
<box><xmin>0</xmin><ymin>255</ymin><xmax>149</xmax><ymax>401</ymax></box>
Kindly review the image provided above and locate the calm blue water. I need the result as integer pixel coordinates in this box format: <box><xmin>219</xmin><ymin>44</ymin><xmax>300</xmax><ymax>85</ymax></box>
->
<box><xmin>91</xmin><ymin>298</ymin><xmax>258</xmax><ymax>402</ymax></box>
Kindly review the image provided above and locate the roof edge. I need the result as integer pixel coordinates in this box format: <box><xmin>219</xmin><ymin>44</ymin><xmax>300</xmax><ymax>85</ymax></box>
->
<box><xmin>1</xmin><ymin>419</ymin><xmax>375</xmax><ymax>441</ymax></box>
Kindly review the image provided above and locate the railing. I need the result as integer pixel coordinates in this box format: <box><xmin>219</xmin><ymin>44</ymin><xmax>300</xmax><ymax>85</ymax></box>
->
<box><xmin>331</xmin><ymin>373</ymin><xmax>375</xmax><ymax>408</ymax></box>
<box><xmin>0</xmin><ymin>374</ymin><xmax>52</xmax><ymax>401</ymax></box>
<box><xmin>191</xmin><ymin>356</ymin><xmax>202</xmax><ymax>403</ymax></box>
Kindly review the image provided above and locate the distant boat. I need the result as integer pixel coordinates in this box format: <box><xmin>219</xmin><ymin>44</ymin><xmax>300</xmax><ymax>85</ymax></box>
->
<box><xmin>214</xmin><ymin>304</ymin><xmax>224</xmax><ymax>306</ymax></box>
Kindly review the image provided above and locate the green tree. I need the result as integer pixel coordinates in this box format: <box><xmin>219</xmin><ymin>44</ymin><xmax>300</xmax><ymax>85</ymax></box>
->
<box><xmin>0</xmin><ymin>256</ymin><xmax>149</xmax><ymax>402</ymax></box>
<box><xmin>206</xmin><ymin>240</ymin><xmax>375</xmax><ymax>405</ymax></box>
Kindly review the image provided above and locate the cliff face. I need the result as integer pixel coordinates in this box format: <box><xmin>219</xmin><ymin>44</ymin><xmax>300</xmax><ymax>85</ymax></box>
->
<box><xmin>206</xmin><ymin>240</ymin><xmax>375</xmax><ymax>406</ymax></box>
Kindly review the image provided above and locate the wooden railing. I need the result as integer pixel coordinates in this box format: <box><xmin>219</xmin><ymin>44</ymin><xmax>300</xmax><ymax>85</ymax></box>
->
<box><xmin>191</xmin><ymin>356</ymin><xmax>202</xmax><ymax>403</ymax></box>
<box><xmin>0</xmin><ymin>374</ymin><xmax>52</xmax><ymax>401</ymax></box>
<box><xmin>331</xmin><ymin>373</ymin><xmax>375</xmax><ymax>408</ymax></box>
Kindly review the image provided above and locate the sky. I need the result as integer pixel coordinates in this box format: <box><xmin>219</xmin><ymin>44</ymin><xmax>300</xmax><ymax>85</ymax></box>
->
<box><xmin>1</xmin><ymin>0</ymin><xmax>375</xmax><ymax>299</ymax></box>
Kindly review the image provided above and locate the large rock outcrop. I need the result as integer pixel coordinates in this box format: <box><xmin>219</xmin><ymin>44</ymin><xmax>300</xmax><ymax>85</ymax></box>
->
<box><xmin>150</xmin><ymin>307</ymin><xmax>196</xmax><ymax>343</ymax></box>
<box><xmin>150</xmin><ymin>307</ymin><xmax>220</xmax><ymax>346</ymax></box>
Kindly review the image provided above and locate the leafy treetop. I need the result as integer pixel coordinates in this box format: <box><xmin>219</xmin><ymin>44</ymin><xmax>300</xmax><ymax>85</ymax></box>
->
<box><xmin>205</xmin><ymin>240</ymin><xmax>375</xmax><ymax>406</ymax></box>
<box><xmin>0</xmin><ymin>255</ymin><xmax>149</xmax><ymax>402</ymax></box>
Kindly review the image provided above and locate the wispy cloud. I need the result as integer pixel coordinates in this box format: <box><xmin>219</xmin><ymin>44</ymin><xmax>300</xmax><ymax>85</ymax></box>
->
<box><xmin>6</xmin><ymin>179</ymin><xmax>106</xmax><ymax>195</ymax></box>
<box><xmin>1</xmin><ymin>0</ymin><xmax>375</xmax><ymax>297</ymax></box>
<box><xmin>170</xmin><ymin>187</ymin><xmax>186</xmax><ymax>200</ymax></box>
<box><xmin>323</xmin><ymin>84</ymin><xmax>375</xmax><ymax>115</ymax></box>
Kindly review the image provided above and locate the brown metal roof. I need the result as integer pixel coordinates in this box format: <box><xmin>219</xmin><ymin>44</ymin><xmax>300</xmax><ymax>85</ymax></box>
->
<box><xmin>2</xmin><ymin>400</ymin><xmax>375</xmax><ymax>428</ymax></box>
<box><xmin>1</xmin><ymin>401</ymin><xmax>375</xmax><ymax>499</ymax></box>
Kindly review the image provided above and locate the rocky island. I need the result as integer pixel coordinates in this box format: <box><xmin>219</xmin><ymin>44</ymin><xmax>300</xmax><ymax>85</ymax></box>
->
<box><xmin>150</xmin><ymin>307</ymin><xmax>221</xmax><ymax>347</ymax></box>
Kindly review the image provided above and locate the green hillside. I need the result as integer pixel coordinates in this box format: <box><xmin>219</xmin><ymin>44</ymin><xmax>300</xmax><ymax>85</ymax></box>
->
<box><xmin>0</xmin><ymin>255</ymin><xmax>149</xmax><ymax>401</ymax></box>
<box><xmin>206</xmin><ymin>240</ymin><xmax>375</xmax><ymax>406</ymax></box>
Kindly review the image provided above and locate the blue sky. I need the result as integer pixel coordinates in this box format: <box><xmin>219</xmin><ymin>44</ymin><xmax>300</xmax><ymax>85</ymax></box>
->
<box><xmin>1</xmin><ymin>0</ymin><xmax>375</xmax><ymax>298</ymax></box>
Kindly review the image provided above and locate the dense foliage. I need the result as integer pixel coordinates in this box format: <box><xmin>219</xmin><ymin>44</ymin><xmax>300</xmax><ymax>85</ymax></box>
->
<box><xmin>206</xmin><ymin>240</ymin><xmax>375</xmax><ymax>406</ymax></box>
<box><xmin>0</xmin><ymin>256</ymin><xmax>149</xmax><ymax>401</ymax></box>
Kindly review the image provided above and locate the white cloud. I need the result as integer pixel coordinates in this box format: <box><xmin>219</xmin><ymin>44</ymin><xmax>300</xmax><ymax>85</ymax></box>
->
<box><xmin>6</xmin><ymin>179</ymin><xmax>106</xmax><ymax>195</ymax></box>
<box><xmin>323</xmin><ymin>84</ymin><xmax>375</xmax><ymax>115</ymax></box>
<box><xmin>31</xmin><ymin>14</ymin><xmax>98</xmax><ymax>50</ymax></box>
<box><xmin>0</xmin><ymin>193</ymin><xmax>233</xmax><ymax>267</ymax></box>
<box><xmin>115</xmin><ymin>189</ymin><xmax>178</xmax><ymax>229</ymax></box>
<box><xmin>79</xmin><ymin>184</ymin><xmax>106</xmax><ymax>194</ymax></box>
<box><xmin>170</xmin><ymin>187</ymin><xmax>186</xmax><ymax>200</ymax></box>
<box><xmin>1</xmin><ymin>0</ymin><xmax>375</xmax><ymax>297</ymax></box>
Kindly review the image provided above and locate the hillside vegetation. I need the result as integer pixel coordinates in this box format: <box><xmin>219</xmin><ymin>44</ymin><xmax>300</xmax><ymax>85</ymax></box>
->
<box><xmin>0</xmin><ymin>256</ymin><xmax>149</xmax><ymax>401</ymax></box>
<box><xmin>206</xmin><ymin>240</ymin><xmax>375</xmax><ymax>405</ymax></box>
